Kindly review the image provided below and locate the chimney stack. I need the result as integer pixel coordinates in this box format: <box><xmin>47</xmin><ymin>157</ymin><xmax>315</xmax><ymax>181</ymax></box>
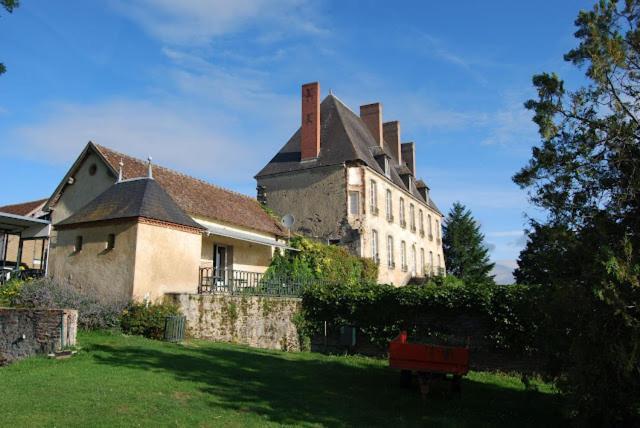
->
<box><xmin>301</xmin><ymin>82</ymin><xmax>320</xmax><ymax>160</ymax></box>
<box><xmin>383</xmin><ymin>121</ymin><xmax>402</xmax><ymax>165</ymax></box>
<box><xmin>401</xmin><ymin>142</ymin><xmax>416</xmax><ymax>174</ymax></box>
<box><xmin>360</xmin><ymin>103</ymin><xmax>383</xmax><ymax>147</ymax></box>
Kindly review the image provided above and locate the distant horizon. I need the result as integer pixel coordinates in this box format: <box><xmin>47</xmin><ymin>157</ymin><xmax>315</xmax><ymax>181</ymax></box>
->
<box><xmin>0</xmin><ymin>0</ymin><xmax>594</xmax><ymax>283</ymax></box>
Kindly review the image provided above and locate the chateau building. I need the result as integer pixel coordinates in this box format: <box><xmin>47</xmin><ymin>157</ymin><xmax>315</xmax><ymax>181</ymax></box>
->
<box><xmin>256</xmin><ymin>82</ymin><xmax>445</xmax><ymax>286</ymax></box>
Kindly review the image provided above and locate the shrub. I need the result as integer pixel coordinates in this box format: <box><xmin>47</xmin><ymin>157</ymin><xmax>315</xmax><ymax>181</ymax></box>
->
<box><xmin>120</xmin><ymin>301</ymin><xmax>180</xmax><ymax>340</ymax></box>
<box><xmin>301</xmin><ymin>280</ymin><xmax>546</xmax><ymax>355</ymax></box>
<box><xmin>0</xmin><ymin>278</ymin><xmax>25</xmax><ymax>306</ymax></box>
<box><xmin>8</xmin><ymin>278</ymin><xmax>129</xmax><ymax>330</ymax></box>
<box><xmin>265</xmin><ymin>236</ymin><xmax>378</xmax><ymax>286</ymax></box>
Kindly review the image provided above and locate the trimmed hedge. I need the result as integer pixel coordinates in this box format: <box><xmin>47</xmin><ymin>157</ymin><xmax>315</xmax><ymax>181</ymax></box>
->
<box><xmin>300</xmin><ymin>281</ymin><xmax>548</xmax><ymax>357</ymax></box>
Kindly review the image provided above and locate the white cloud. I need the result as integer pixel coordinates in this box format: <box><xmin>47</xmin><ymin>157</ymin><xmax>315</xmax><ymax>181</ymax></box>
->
<box><xmin>481</xmin><ymin>102</ymin><xmax>536</xmax><ymax>147</ymax></box>
<box><xmin>111</xmin><ymin>0</ymin><xmax>324</xmax><ymax>45</ymax></box>
<box><xmin>162</xmin><ymin>48</ymin><xmax>297</xmax><ymax>122</ymax></box>
<box><xmin>492</xmin><ymin>259</ymin><xmax>518</xmax><ymax>285</ymax></box>
<box><xmin>10</xmin><ymin>98</ymin><xmax>270</xmax><ymax>185</ymax></box>
<box><xmin>487</xmin><ymin>230</ymin><xmax>525</xmax><ymax>238</ymax></box>
<box><xmin>413</xmin><ymin>33</ymin><xmax>490</xmax><ymax>85</ymax></box>
<box><xmin>400</xmin><ymin>98</ymin><xmax>490</xmax><ymax>131</ymax></box>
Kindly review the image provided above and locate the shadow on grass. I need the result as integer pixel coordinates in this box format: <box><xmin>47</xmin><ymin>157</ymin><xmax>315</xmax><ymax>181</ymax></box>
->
<box><xmin>88</xmin><ymin>340</ymin><xmax>562</xmax><ymax>427</ymax></box>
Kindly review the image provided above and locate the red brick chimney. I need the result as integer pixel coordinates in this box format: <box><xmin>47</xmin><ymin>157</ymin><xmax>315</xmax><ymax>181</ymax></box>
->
<box><xmin>401</xmin><ymin>142</ymin><xmax>416</xmax><ymax>174</ymax></box>
<box><xmin>360</xmin><ymin>103</ymin><xmax>383</xmax><ymax>147</ymax></box>
<box><xmin>383</xmin><ymin>121</ymin><xmax>402</xmax><ymax>165</ymax></box>
<box><xmin>301</xmin><ymin>82</ymin><xmax>320</xmax><ymax>160</ymax></box>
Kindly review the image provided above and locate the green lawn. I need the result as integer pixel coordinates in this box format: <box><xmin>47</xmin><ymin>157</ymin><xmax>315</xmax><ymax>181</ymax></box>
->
<box><xmin>0</xmin><ymin>332</ymin><xmax>563</xmax><ymax>427</ymax></box>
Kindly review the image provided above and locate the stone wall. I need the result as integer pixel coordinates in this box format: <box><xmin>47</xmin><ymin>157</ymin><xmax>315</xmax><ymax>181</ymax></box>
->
<box><xmin>167</xmin><ymin>293</ymin><xmax>301</xmax><ymax>351</ymax></box>
<box><xmin>0</xmin><ymin>308</ymin><xmax>78</xmax><ymax>365</ymax></box>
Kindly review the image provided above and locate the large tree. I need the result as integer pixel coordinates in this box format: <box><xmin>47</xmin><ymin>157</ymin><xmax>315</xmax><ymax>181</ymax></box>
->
<box><xmin>1</xmin><ymin>0</ymin><xmax>19</xmax><ymax>75</ymax></box>
<box><xmin>514</xmin><ymin>0</ymin><xmax>640</xmax><ymax>423</ymax></box>
<box><xmin>442</xmin><ymin>202</ymin><xmax>495</xmax><ymax>285</ymax></box>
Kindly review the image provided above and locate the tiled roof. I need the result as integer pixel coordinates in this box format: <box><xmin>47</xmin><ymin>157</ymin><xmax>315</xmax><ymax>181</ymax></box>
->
<box><xmin>94</xmin><ymin>144</ymin><xmax>285</xmax><ymax>236</ymax></box>
<box><xmin>0</xmin><ymin>198</ymin><xmax>47</xmax><ymax>217</ymax></box>
<box><xmin>57</xmin><ymin>178</ymin><xmax>205</xmax><ymax>230</ymax></box>
<box><xmin>255</xmin><ymin>94</ymin><xmax>442</xmax><ymax>214</ymax></box>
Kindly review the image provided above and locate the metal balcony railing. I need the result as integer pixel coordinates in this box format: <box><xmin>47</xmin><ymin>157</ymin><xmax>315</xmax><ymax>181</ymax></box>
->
<box><xmin>198</xmin><ymin>267</ymin><xmax>306</xmax><ymax>296</ymax></box>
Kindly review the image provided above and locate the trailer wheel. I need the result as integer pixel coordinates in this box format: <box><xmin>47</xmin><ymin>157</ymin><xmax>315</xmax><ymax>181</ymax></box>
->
<box><xmin>452</xmin><ymin>375</ymin><xmax>462</xmax><ymax>395</ymax></box>
<box><xmin>400</xmin><ymin>370</ymin><xmax>412</xmax><ymax>388</ymax></box>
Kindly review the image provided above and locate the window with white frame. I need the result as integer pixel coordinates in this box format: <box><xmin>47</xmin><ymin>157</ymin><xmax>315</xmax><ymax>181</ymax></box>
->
<box><xmin>429</xmin><ymin>251</ymin><xmax>434</xmax><ymax>275</ymax></box>
<box><xmin>399</xmin><ymin>198</ymin><xmax>406</xmax><ymax>227</ymax></box>
<box><xmin>369</xmin><ymin>180</ymin><xmax>378</xmax><ymax>214</ymax></box>
<box><xmin>437</xmin><ymin>254</ymin><xmax>441</xmax><ymax>272</ymax></box>
<box><xmin>436</xmin><ymin>219</ymin><xmax>440</xmax><ymax>239</ymax></box>
<box><xmin>409</xmin><ymin>204</ymin><xmax>415</xmax><ymax>232</ymax></box>
<box><xmin>428</xmin><ymin>214</ymin><xmax>433</xmax><ymax>239</ymax></box>
<box><xmin>384</xmin><ymin>157</ymin><xmax>390</xmax><ymax>177</ymax></box>
<box><xmin>411</xmin><ymin>245</ymin><xmax>417</xmax><ymax>275</ymax></box>
<box><xmin>348</xmin><ymin>191</ymin><xmax>360</xmax><ymax>215</ymax></box>
<box><xmin>386</xmin><ymin>189</ymin><xmax>393</xmax><ymax>222</ymax></box>
<box><xmin>418</xmin><ymin>210</ymin><xmax>424</xmax><ymax>235</ymax></box>
<box><xmin>420</xmin><ymin>248</ymin><xmax>425</xmax><ymax>276</ymax></box>
<box><xmin>387</xmin><ymin>235</ymin><xmax>394</xmax><ymax>268</ymax></box>
<box><xmin>371</xmin><ymin>229</ymin><xmax>379</xmax><ymax>263</ymax></box>
<box><xmin>401</xmin><ymin>241</ymin><xmax>407</xmax><ymax>271</ymax></box>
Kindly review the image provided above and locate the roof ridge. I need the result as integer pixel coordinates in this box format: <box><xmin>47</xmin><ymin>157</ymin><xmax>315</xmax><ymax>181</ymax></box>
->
<box><xmin>94</xmin><ymin>144</ymin><xmax>261</xmax><ymax>204</ymax></box>
<box><xmin>325</xmin><ymin>93</ymin><xmax>360</xmax><ymax>117</ymax></box>
<box><xmin>0</xmin><ymin>198</ymin><xmax>48</xmax><ymax>209</ymax></box>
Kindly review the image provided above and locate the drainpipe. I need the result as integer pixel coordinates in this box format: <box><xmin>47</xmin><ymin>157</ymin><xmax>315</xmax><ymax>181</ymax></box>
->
<box><xmin>44</xmin><ymin>226</ymin><xmax>51</xmax><ymax>276</ymax></box>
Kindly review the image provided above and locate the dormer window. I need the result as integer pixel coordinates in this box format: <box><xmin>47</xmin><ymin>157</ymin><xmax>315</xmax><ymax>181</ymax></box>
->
<box><xmin>408</xmin><ymin>176</ymin><xmax>413</xmax><ymax>189</ymax></box>
<box><xmin>384</xmin><ymin>157</ymin><xmax>390</xmax><ymax>177</ymax></box>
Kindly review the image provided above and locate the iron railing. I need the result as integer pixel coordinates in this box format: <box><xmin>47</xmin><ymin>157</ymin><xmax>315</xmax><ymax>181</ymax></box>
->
<box><xmin>198</xmin><ymin>268</ymin><xmax>306</xmax><ymax>296</ymax></box>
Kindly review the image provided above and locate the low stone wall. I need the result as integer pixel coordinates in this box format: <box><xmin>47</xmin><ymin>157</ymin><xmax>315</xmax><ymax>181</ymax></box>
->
<box><xmin>0</xmin><ymin>308</ymin><xmax>78</xmax><ymax>365</ymax></box>
<box><xmin>166</xmin><ymin>293</ymin><xmax>302</xmax><ymax>351</ymax></box>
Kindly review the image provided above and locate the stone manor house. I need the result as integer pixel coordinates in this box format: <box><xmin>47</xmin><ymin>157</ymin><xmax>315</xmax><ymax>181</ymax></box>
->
<box><xmin>0</xmin><ymin>82</ymin><xmax>445</xmax><ymax>296</ymax></box>
<box><xmin>256</xmin><ymin>82</ymin><xmax>445</xmax><ymax>286</ymax></box>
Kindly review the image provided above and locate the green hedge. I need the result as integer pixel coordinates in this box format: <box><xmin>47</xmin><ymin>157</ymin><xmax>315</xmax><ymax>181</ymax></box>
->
<box><xmin>300</xmin><ymin>281</ymin><xmax>549</xmax><ymax>356</ymax></box>
<box><xmin>120</xmin><ymin>301</ymin><xmax>180</xmax><ymax>340</ymax></box>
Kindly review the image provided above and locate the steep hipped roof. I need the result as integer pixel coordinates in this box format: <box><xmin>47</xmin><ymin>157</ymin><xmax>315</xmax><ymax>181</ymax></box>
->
<box><xmin>67</xmin><ymin>144</ymin><xmax>285</xmax><ymax>236</ymax></box>
<box><xmin>57</xmin><ymin>178</ymin><xmax>205</xmax><ymax>230</ymax></box>
<box><xmin>0</xmin><ymin>198</ymin><xmax>48</xmax><ymax>217</ymax></box>
<box><xmin>255</xmin><ymin>94</ymin><xmax>442</xmax><ymax>214</ymax></box>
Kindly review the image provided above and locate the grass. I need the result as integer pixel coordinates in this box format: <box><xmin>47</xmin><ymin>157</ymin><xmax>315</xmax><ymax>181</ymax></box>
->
<box><xmin>0</xmin><ymin>331</ymin><xmax>563</xmax><ymax>427</ymax></box>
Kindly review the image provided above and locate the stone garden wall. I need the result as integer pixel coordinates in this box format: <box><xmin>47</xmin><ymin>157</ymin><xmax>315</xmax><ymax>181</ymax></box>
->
<box><xmin>166</xmin><ymin>293</ymin><xmax>302</xmax><ymax>351</ymax></box>
<box><xmin>0</xmin><ymin>308</ymin><xmax>78</xmax><ymax>365</ymax></box>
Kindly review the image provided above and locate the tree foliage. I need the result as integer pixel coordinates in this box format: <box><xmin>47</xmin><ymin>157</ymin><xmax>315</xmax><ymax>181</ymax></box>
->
<box><xmin>514</xmin><ymin>222</ymin><xmax>579</xmax><ymax>285</ymax></box>
<box><xmin>0</xmin><ymin>0</ymin><xmax>19</xmax><ymax>75</ymax></box>
<box><xmin>300</xmin><ymin>280</ymin><xmax>548</xmax><ymax>359</ymax></box>
<box><xmin>442</xmin><ymin>202</ymin><xmax>495</xmax><ymax>285</ymax></box>
<box><xmin>514</xmin><ymin>0</ymin><xmax>640</xmax><ymax>424</ymax></box>
<box><xmin>265</xmin><ymin>236</ymin><xmax>378</xmax><ymax>286</ymax></box>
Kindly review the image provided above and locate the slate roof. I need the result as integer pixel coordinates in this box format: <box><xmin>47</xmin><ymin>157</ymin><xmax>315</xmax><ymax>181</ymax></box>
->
<box><xmin>255</xmin><ymin>94</ymin><xmax>442</xmax><ymax>214</ymax></box>
<box><xmin>0</xmin><ymin>199</ymin><xmax>48</xmax><ymax>217</ymax></box>
<box><xmin>57</xmin><ymin>178</ymin><xmax>205</xmax><ymax>230</ymax></box>
<box><xmin>92</xmin><ymin>144</ymin><xmax>285</xmax><ymax>236</ymax></box>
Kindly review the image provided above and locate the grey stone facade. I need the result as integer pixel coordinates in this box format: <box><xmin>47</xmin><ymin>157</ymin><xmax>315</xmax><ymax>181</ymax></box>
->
<box><xmin>167</xmin><ymin>293</ymin><xmax>302</xmax><ymax>351</ymax></box>
<box><xmin>0</xmin><ymin>308</ymin><xmax>78</xmax><ymax>365</ymax></box>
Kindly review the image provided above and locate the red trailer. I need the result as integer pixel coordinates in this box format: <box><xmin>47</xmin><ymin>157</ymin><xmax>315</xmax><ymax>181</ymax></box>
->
<box><xmin>389</xmin><ymin>331</ymin><xmax>470</xmax><ymax>397</ymax></box>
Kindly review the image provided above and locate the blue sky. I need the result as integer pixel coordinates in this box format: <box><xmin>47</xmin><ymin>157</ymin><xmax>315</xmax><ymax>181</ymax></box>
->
<box><xmin>0</xmin><ymin>0</ymin><xmax>592</xmax><ymax>282</ymax></box>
